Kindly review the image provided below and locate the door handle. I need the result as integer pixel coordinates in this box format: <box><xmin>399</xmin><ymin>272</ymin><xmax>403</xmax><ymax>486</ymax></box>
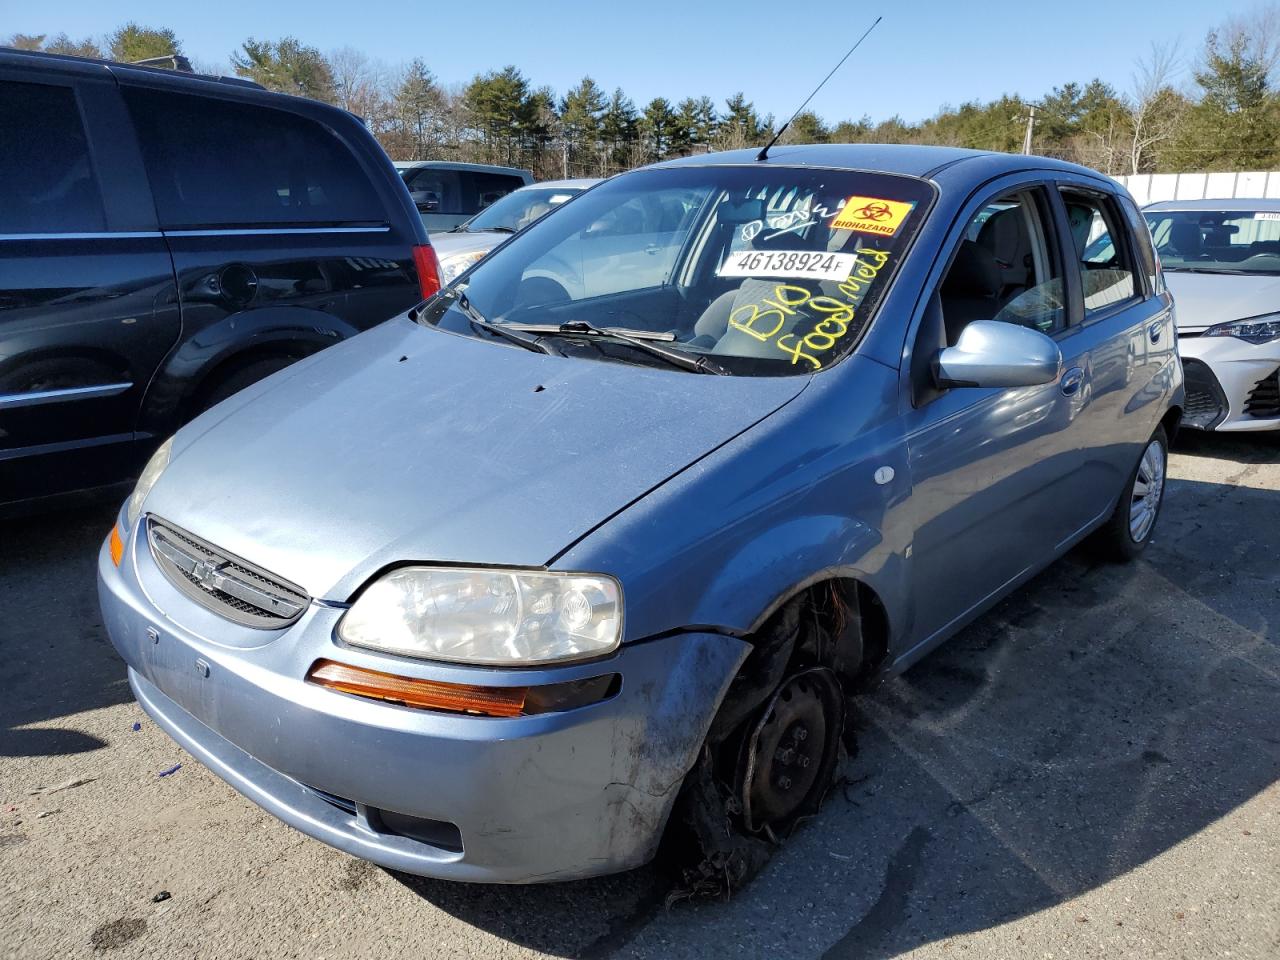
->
<box><xmin>1060</xmin><ymin>367</ymin><xmax>1084</xmax><ymax>397</ymax></box>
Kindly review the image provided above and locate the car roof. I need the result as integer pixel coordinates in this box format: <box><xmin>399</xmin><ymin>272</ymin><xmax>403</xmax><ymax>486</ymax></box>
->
<box><xmin>0</xmin><ymin>46</ymin><xmax>263</xmax><ymax>91</ymax></box>
<box><xmin>393</xmin><ymin>160</ymin><xmax>534</xmax><ymax>177</ymax></box>
<box><xmin>654</xmin><ymin>143</ymin><xmax>1100</xmax><ymax>181</ymax></box>
<box><xmin>1144</xmin><ymin>198</ymin><xmax>1280</xmax><ymax>212</ymax></box>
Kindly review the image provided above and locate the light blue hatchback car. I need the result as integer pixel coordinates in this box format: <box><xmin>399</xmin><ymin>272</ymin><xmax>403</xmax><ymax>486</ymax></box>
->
<box><xmin>99</xmin><ymin>145</ymin><xmax>1184</xmax><ymax>885</ymax></box>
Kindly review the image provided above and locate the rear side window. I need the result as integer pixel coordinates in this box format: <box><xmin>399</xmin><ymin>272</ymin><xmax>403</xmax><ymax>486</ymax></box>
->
<box><xmin>123</xmin><ymin>87</ymin><xmax>383</xmax><ymax>228</ymax></box>
<box><xmin>0</xmin><ymin>80</ymin><xmax>105</xmax><ymax>233</ymax></box>
<box><xmin>1119</xmin><ymin>196</ymin><xmax>1162</xmax><ymax>295</ymax></box>
<box><xmin>1060</xmin><ymin>190</ymin><xmax>1139</xmax><ymax>317</ymax></box>
<box><xmin>465</xmin><ymin>172</ymin><xmax>525</xmax><ymax>211</ymax></box>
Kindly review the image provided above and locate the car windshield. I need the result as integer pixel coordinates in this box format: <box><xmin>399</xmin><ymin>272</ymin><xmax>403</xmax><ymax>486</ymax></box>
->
<box><xmin>463</xmin><ymin>186</ymin><xmax>584</xmax><ymax>233</ymax></box>
<box><xmin>1145</xmin><ymin>208</ymin><xmax>1280</xmax><ymax>275</ymax></box>
<box><xmin>418</xmin><ymin>166</ymin><xmax>933</xmax><ymax>376</ymax></box>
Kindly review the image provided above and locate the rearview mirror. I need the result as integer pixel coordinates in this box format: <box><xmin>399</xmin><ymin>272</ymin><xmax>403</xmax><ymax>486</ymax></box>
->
<box><xmin>717</xmin><ymin>197</ymin><xmax>766</xmax><ymax>225</ymax></box>
<box><xmin>935</xmin><ymin>320</ymin><xmax>1062</xmax><ymax>389</ymax></box>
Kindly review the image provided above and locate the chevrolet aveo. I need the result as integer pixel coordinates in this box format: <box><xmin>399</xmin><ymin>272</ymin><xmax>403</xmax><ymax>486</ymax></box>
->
<box><xmin>99</xmin><ymin>145</ymin><xmax>1184</xmax><ymax>884</ymax></box>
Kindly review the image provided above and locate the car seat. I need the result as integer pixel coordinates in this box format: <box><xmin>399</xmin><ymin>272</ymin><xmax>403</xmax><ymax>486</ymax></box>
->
<box><xmin>977</xmin><ymin>207</ymin><xmax>1032</xmax><ymax>301</ymax></box>
<box><xmin>940</xmin><ymin>241</ymin><xmax>1002</xmax><ymax>343</ymax></box>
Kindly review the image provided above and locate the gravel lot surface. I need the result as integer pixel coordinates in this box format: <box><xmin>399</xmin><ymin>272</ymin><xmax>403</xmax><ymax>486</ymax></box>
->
<box><xmin>2</xmin><ymin>431</ymin><xmax>1277</xmax><ymax>960</ymax></box>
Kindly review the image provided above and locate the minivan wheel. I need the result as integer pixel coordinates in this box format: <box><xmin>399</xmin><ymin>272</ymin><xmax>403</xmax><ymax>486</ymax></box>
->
<box><xmin>1094</xmin><ymin>425</ymin><xmax>1168</xmax><ymax>561</ymax></box>
<box><xmin>196</xmin><ymin>356</ymin><xmax>298</xmax><ymax>414</ymax></box>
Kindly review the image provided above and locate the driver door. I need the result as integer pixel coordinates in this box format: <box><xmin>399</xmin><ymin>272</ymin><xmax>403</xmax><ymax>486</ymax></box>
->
<box><xmin>902</xmin><ymin>181</ymin><xmax>1089</xmax><ymax>652</ymax></box>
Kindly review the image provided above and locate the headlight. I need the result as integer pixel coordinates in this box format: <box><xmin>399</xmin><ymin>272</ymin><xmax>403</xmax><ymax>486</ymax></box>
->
<box><xmin>125</xmin><ymin>436</ymin><xmax>173</xmax><ymax>528</ymax></box>
<box><xmin>338</xmin><ymin>566</ymin><xmax>623</xmax><ymax>666</ymax></box>
<box><xmin>1204</xmin><ymin>313</ymin><xmax>1280</xmax><ymax>344</ymax></box>
<box><xmin>439</xmin><ymin>250</ymin><xmax>489</xmax><ymax>284</ymax></box>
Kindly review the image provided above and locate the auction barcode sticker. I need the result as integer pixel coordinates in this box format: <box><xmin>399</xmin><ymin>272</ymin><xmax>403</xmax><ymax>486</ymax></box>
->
<box><xmin>718</xmin><ymin>250</ymin><xmax>857</xmax><ymax>281</ymax></box>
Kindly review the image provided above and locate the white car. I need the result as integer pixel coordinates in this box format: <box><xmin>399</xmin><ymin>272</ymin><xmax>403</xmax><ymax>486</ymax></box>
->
<box><xmin>430</xmin><ymin>179</ymin><xmax>599</xmax><ymax>284</ymax></box>
<box><xmin>1145</xmin><ymin>199</ymin><xmax>1280</xmax><ymax>431</ymax></box>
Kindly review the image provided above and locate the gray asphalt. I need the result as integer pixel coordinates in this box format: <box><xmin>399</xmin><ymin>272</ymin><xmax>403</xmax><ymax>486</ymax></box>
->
<box><xmin>2</xmin><ymin>430</ymin><xmax>1277</xmax><ymax>960</ymax></box>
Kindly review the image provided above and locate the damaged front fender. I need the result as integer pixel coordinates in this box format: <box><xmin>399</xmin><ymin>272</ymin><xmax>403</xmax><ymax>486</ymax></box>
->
<box><xmin>591</xmin><ymin>630</ymin><xmax>752</xmax><ymax>870</ymax></box>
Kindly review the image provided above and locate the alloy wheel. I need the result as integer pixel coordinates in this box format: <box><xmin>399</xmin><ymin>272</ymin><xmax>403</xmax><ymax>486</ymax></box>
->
<box><xmin>1129</xmin><ymin>439</ymin><xmax>1166</xmax><ymax>542</ymax></box>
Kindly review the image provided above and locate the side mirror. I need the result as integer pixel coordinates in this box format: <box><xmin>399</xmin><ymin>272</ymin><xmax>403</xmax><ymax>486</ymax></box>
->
<box><xmin>935</xmin><ymin>320</ymin><xmax>1062</xmax><ymax>389</ymax></box>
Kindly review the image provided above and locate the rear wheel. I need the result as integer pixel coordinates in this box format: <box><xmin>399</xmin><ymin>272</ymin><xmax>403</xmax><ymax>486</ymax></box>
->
<box><xmin>1093</xmin><ymin>425</ymin><xmax>1168</xmax><ymax>561</ymax></box>
<box><xmin>196</xmin><ymin>356</ymin><xmax>298</xmax><ymax>414</ymax></box>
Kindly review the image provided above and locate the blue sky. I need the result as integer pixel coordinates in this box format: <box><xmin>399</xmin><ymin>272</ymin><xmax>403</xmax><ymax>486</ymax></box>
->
<box><xmin>4</xmin><ymin>0</ymin><xmax>1266</xmax><ymax>122</ymax></box>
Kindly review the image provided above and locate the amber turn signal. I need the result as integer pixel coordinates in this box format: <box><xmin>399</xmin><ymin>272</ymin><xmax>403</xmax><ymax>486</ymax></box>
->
<box><xmin>109</xmin><ymin>524</ymin><xmax>124</xmax><ymax>567</ymax></box>
<box><xmin>307</xmin><ymin>659</ymin><xmax>527</xmax><ymax>718</ymax></box>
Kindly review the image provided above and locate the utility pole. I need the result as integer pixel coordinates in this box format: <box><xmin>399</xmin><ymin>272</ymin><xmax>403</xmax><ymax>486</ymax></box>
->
<box><xmin>1022</xmin><ymin>105</ymin><xmax>1036</xmax><ymax>155</ymax></box>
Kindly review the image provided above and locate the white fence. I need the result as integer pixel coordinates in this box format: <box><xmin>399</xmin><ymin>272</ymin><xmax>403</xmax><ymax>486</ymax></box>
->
<box><xmin>1113</xmin><ymin>171</ymin><xmax>1280</xmax><ymax>206</ymax></box>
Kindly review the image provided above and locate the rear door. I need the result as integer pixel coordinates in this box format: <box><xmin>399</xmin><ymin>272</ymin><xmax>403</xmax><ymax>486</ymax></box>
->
<box><xmin>0</xmin><ymin>65</ymin><xmax>179</xmax><ymax>504</ymax></box>
<box><xmin>1049</xmin><ymin>180</ymin><xmax>1173</xmax><ymax>512</ymax></box>
<box><xmin>118</xmin><ymin>83</ymin><xmax>423</xmax><ymax>422</ymax></box>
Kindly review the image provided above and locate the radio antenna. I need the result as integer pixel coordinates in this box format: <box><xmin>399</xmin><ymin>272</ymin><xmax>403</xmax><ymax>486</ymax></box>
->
<box><xmin>756</xmin><ymin>15</ymin><xmax>883</xmax><ymax>162</ymax></box>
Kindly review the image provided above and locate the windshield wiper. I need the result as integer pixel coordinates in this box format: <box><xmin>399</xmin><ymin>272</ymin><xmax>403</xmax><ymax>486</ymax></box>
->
<box><xmin>505</xmin><ymin>320</ymin><xmax>729</xmax><ymax>375</ymax></box>
<box><xmin>451</xmin><ymin>292</ymin><xmax>554</xmax><ymax>356</ymax></box>
<box><xmin>1164</xmin><ymin>266</ymin><xmax>1249</xmax><ymax>275</ymax></box>
<box><xmin>503</xmin><ymin>323</ymin><xmax>677</xmax><ymax>341</ymax></box>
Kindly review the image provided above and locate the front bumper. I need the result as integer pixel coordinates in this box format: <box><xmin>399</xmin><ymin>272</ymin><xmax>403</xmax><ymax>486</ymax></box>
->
<box><xmin>1179</xmin><ymin>334</ymin><xmax>1280</xmax><ymax>431</ymax></box>
<box><xmin>98</xmin><ymin>519</ymin><xmax>748</xmax><ymax>882</ymax></box>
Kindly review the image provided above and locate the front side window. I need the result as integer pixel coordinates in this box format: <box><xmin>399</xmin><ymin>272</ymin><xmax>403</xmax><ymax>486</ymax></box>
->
<box><xmin>124</xmin><ymin>87</ymin><xmax>383</xmax><ymax>228</ymax></box>
<box><xmin>0</xmin><ymin>80</ymin><xmax>105</xmax><ymax>233</ymax></box>
<box><xmin>418</xmin><ymin>166</ymin><xmax>934</xmax><ymax>376</ymax></box>
<box><xmin>1144</xmin><ymin>208</ymin><xmax>1280</xmax><ymax>276</ymax></box>
<box><xmin>938</xmin><ymin>188</ymin><xmax>1064</xmax><ymax>344</ymax></box>
<box><xmin>1063</xmin><ymin>190</ymin><xmax>1138</xmax><ymax>315</ymax></box>
<box><xmin>405</xmin><ymin>169</ymin><xmax>462</xmax><ymax>214</ymax></box>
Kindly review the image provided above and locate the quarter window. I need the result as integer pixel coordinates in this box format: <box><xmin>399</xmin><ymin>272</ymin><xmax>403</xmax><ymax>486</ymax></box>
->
<box><xmin>0</xmin><ymin>80</ymin><xmax>105</xmax><ymax>233</ymax></box>
<box><xmin>123</xmin><ymin>87</ymin><xmax>383</xmax><ymax>228</ymax></box>
<box><xmin>1060</xmin><ymin>190</ymin><xmax>1138</xmax><ymax>316</ymax></box>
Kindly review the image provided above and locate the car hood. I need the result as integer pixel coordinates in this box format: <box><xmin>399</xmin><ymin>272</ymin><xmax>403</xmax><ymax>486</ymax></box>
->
<box><xmin>146</xmin><ymin>318</ymin><xmax>808</xmax><ymax>601</ymax></box>
<box><xmin>1165</xmin><ymin>270</ymin><xmax>1280</xmax><ymax>332</ymax></box>
<box><xmin>427</xmin><ymin>231</ymin><xmax>505</xmax><ymax>259</ymax></box>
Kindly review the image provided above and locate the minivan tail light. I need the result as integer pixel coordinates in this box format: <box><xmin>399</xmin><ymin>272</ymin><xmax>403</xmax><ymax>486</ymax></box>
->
<box><xmin>412</xmin><ymin>245</ymin><xmax>442</xmax><ymax>299</ymax></box>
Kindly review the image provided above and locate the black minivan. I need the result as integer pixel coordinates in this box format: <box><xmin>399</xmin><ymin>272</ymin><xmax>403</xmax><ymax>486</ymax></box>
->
<box><xmin>0</xmin><ymin>50</ymin><xmax>439</xmax><ymax>515</ymax></box>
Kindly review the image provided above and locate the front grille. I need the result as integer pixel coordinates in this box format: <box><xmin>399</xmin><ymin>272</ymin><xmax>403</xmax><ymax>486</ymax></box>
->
<box><xmin>147</xmin><ymin>518</ymin><xmax>310</xmax><ymax>629</ymax></box>
<box><xmin>1181</xmin><ymin>358</ymin><xmax>1228</xmax><ymax>430</ymax></box>
<box><xmin>1245</xmin><ymin>367</ymin><xmax>1280</xmax><ymax>418</ymax></box>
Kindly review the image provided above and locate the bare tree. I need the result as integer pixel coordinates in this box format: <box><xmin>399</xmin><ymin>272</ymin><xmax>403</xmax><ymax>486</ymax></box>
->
<box><xmin>1127</xmin><ymin>41</ymin><xmax>1188</xmax><ymax>174</ymax></box>
<box><xmin>1217</xmin><ymin>2</ymin><xmax>1280</xmax><ymax>81</ymax></box>
<box><xmin>330</xmin><ymin>47</ymin><xmax>389</xmax><ymax>122</ymax></box>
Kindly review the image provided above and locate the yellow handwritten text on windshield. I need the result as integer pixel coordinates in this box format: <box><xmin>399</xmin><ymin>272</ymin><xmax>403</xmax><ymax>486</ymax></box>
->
<box><xmin>726</xmin><ymin>248</ymin><xmax>892</xmax><ymax>369</ymax></box>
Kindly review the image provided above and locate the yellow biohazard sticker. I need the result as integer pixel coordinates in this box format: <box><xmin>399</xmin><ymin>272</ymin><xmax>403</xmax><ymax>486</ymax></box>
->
<box><xmin>830</xmin><ymin>196</ymin><xmax>914</xmax><ymax>236</ymax></box>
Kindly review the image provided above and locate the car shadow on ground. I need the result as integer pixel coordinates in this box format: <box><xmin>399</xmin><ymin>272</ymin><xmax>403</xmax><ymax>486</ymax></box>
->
<box><xmin>0</xmin><ymin>503</ymin><xmax>125</xmax><ymax>758</ymax></box>
<box><xmin>1172</xmin><ymin>427</ymin><xmax>1279</xmax><ymax>464</ymax></box>
<box><xmin>395</xmin><ymin>465</ymin><xmax>1280</xmax><ymax>959</ymax></box>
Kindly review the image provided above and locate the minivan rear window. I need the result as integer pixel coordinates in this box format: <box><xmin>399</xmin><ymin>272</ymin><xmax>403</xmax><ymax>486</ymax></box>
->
<box><xmin>123</xmin><ymin>87</ymin><xmax>384</xmax><ymax>229</ymax></box>
<box><xmin>0</xmin><ymin>80</ymin><xmax>106</xmax><ymax>234</ymax></box>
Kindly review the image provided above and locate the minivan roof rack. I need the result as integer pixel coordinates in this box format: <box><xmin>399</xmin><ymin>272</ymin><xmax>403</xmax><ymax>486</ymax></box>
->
<box><xmin>129</xmin><ymin>53</ymin><xmax>193</xmax><ymax>72</ymax></box>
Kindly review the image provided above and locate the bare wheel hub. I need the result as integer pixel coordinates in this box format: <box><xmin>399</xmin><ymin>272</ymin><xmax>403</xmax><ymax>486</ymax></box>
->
<box><xmin>739</xmin><ymin>667</ymin><xmax>843</xmax><ymax>833</ymax></box>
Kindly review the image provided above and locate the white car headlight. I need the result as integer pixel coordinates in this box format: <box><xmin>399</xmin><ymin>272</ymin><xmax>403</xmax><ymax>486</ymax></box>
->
<box><xmin>439</xmin><ymin>250</ymin><xmax>489</xmax><ymax>284</ymax></box>
<box><xmin>338</xmin><ymin>566</ymin><xmax>623</xmax><ymax>666</ymax></box>
<box><xmin>1205</xmin><ymin>313</ymin><xmax>1280</xmax><ymax>345</ymax></box>
<box><xmin>125</xmin><ymin>436</ymin><xmax>173</xmax><ymax>528</ymax></box>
